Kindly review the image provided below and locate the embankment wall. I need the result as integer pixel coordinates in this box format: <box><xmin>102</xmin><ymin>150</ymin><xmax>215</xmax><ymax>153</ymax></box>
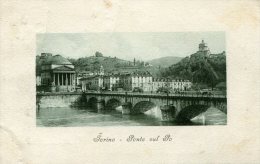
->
<box><xmin>37</xmin><ymin>93</ymin><xmax>84</xmax><ymax>108</ymax></box>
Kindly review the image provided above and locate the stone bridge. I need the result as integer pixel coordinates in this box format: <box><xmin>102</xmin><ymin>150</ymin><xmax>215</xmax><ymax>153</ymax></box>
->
<box><xmin>83</xmin><ymin>92</ymin><xmax>227</xmax><ymax>122</ymax></box>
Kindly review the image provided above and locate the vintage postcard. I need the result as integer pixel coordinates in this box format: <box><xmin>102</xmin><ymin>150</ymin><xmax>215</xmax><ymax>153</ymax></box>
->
<box><xmin>1</xmin><ymin>0</ymin><xmax>259</xmax><ymax>163</ymax></box>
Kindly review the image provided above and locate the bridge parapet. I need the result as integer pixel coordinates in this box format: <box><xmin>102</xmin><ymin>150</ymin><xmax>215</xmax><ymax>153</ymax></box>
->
<box><xmin>82</xmin><ymin>92</ymin><xmax>227</xmax><ymax>121</ymax></box>
<box><xmin>84</xmin><ymin>91</ymin><xmax>226</xmax><ymax>99</ymax></box>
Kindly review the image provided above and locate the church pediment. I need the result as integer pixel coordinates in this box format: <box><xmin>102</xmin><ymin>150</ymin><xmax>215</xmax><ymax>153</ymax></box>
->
<box><xmin>52</xmin><ymin>65</ymin><xmax>74</xmax><ymax>71</ymax></box>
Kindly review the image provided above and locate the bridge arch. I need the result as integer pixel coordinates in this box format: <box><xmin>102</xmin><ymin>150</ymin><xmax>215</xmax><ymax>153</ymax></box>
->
<box><xmin>132</xmin><ymin>101</ymin><xmax>156</xmax><ymax>114</ymax></box>
<box><xmin>88</xmin><ymin>97</ymin><xmax>98</xmax><ymax>108</ymax></box>
<box><xmin>87</xmin><ymin>97</ymin><xmax>105</xmax><ymax>110</ymax></box>
<box><xmin>176</xmin><ymin>104</ymin><xmax>209</xmax><ymax>121</ymax></box>
<box><xmin>106</xmin><ymin>98</ymin><xmax>122</xmax><ymax>110</ymax></box>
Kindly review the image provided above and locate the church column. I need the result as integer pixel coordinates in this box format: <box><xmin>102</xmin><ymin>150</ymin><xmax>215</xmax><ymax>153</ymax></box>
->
<box><xmin>58</xmin><ymin>73</ymin><xmax>60</xmax><ymax>85</ymax></box>
<box><xmin>60</xmin><ymin>73</ymin><xmax>61</xmax><ymax>86</ymax></box>
<box><xmin>68</xmin><ymin>73</ymin><xmax>70</xmax><ymax>85</ymax></box>
<box><xmin>65</xmin><ymin>73</ymin><xmax>67</xmax><ymax>86</ymax></box>
<box><xmin>53</xmin><ymin>73</ymin><xmax>56</xmax><ymax>85</ymax></box>
<box><xmin>63</xmin><ymin>73</ymin><xmax>65</xmax><ymax>86</ymax></box>
<box><xmin>70</xmin><ymin>73</ymin><xmax>72</xmax><ymax>85</ymax></box>
<box><xmin>56</xmin><ymin>73</ymin><xmax>58</xmax><ymax>85</ymax></box>
<box><xmin>71</xmin><ymin>73</ymin><xmax>74</xmax><ymax>91</ymax></box>
<box><xmin>69</xmin><ymin>73</ymin><xmax>71</xmax><ymax>86</ymax></box>
<box><xmin>61</xmin><ymin>73</ymin><xmax>63</xmax><ymax>86</ymax></box>
<box><xmin>72</xmin><ymin>74</ymin><xmax>74</xmax><ymax>85</ymax></box>
<box><xmin>64</xmin><ymin>73</ymin><xmax>66</xmax><ymax>86</ymax></box>
<box><xmin>67</xmin><ymin>73</ymin><xmax>69</xmax><ymax>85</ymax></box>
<box><xmin>73</xmin><ymin>73</ymin><xmax>75</xmax><ymax>86</ymax></box>
<box><xmin>72</xmin><ymin>73</ymin><xmax>74</xmax><ymax>86</ymax></box>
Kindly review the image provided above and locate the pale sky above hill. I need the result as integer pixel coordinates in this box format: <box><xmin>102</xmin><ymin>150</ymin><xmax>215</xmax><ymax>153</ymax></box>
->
<box><xmin>37</xmin><ymin>32</ymin><xmax>225</xmax><ymax>61</ymax></box>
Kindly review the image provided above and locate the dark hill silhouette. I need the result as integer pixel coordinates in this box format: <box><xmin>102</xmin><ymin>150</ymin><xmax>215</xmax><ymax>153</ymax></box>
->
<box><xmin>160</xmin><ymin>51</ymin><xmax>226</xmax><ymax>88</ymax></box>
<box><xmin>147</xmin><ymin>56</ymin><xmax>183</xmax><ymax>68</ymax></box>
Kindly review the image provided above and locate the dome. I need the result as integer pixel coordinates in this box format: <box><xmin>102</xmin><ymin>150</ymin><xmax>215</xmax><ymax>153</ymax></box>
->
<box><xmin>43</xmin><ymin>54</ymin><xmax>72</xmax><ymax>65</ymax></box>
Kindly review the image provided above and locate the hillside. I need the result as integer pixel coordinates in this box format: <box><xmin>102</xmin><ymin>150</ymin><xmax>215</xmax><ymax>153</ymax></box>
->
<box><xmin>67</xmin><ymin>52</ymin><xmax>154</xmax><ymax>74</ymax></box>
<box><xmin>160</xmin><ymin>51</ymin><xmax>226</xmax><ymax>88</ymax></box>
<box><xmin>68</xmin><ymin>53</ymin><xmax>184</xmax><ymax>76</ymax></box>
<box><xmin>147</xmin><ymin>56</ymin><xmax>183</xmax><ymax>68</ymax></box>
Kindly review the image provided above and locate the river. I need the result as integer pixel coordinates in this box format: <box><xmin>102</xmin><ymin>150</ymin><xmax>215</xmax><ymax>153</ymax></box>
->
<box><xmin>36</xmin><ymin>106</ymin><xmax>227</xmax><ymax>127</ymax></box>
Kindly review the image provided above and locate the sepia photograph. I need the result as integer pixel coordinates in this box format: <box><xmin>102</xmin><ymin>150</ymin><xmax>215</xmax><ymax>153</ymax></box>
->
<box><xmin>36</xmin><ymin>32</ymin><xmax>227</xmax><ymax>126</ymax></box>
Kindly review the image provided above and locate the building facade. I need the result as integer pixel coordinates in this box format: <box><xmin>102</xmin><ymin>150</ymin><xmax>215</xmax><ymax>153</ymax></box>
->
<box><xmin>103</xmin><ymin>74</ymin><xmax>120</xmax><ymax>91</ymax></box>
<box><xmin>80</xmin><ymin>65</ymin><xmax>105</xmax><ymax>91</ymax></box>
<box><xmin>81</xmin><ymin>75</ymin><xmax>104</xmax><ymax>91</ymax></box>
<box><xmin>152</xmin><ymin>78</ymin><xmax>192</xmax><ymax>92</ymax></box>
<box><xmin>76</xmin><ymin>71</ymin><xmax>95</xmax><ymax>86</ymax></box>
<box><xmin>40</xmin><ymin>54</ymin><xmax>76</xmax><ymax>92</ymax></box>
<box><xmin>119</xmin><ymin>71</ymin><xmax>153</xmax><ymax>92</ymax></box>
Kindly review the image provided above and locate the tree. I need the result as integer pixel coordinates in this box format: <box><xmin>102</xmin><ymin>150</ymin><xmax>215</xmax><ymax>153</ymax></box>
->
<box><xmin>95</xmin><ymin>51</ymin><xmax>103</xmax><ymax>57</ymax></box>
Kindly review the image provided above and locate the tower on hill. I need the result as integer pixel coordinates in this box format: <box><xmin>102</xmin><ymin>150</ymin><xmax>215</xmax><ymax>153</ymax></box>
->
<box><xmin>199</xmin><ymin>40</ymin><xmax>208</xmax><ymax>51</ymax></box>
<box><xmin>198</xmin><ymin>40</ymin><xmax>210</xmax><ymax>56</ymax></box>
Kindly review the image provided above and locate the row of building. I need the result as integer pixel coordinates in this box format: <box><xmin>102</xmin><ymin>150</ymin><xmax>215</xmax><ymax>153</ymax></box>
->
<box><xmin>36</xmin><ymin>53</ymin><xmax>192</xmax><ymax>93</ymax></box>
<box><xmin>80</xmin><ymin>66</ymin><xmax>192</xmax><ymax>92</ymax></box>
<box><xmin>37</xmin><ymin>53</ymin><xmax>192</xmax><ymax>93</ymax></box>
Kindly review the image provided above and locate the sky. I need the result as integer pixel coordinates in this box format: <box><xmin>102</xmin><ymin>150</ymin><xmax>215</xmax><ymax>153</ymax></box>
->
<box><xmin>37</xmin><ymin>32</ymin><xmax>225</xmax><ymax>61</ymax></box>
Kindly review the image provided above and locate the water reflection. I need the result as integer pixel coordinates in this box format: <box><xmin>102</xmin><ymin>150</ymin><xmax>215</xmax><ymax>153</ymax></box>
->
<box><xmin>36</xmin><ymin>106</ymin><xmax>226</xmax><ymax>127</ymax></box>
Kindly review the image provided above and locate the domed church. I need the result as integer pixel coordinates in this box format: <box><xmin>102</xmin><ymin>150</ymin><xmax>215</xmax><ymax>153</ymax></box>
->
<box><xmin>40</xmin><ymin>53</ymin><xmax>76</xmax><ymax>92</ymax></box>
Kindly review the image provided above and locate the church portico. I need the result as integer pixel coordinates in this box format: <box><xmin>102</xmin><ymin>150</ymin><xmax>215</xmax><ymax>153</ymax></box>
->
<box><xmin>52</xmin><ymin>72</ymin><xmax>75</xmax><ymax>92</ymax></box>
<box><xmin>39</xmin><ymin>54</ymin><xmax>76</xmax><ymax>92</ymax></box>
<box><xmin>53</xmin><ymin>72</ymin><xmax>75</xmax><ymax>86</ymax></box>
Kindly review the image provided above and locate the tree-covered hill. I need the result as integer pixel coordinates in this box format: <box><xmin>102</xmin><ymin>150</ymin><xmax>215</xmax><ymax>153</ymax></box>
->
<box><xmin>160</xmin><ymin>51</ymin><xmax>226</xmax><ymax>88</ymax></box>
<box><xmin>67</xmin><ymin>52</ymin><xmax>153</xmax><ymax>74</ymax></box>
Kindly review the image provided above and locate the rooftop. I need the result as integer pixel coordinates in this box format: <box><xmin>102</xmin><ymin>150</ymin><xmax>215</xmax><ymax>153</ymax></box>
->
<box><xmin>42</xmin><ymin>54</ymin><xmax>72</xmax><ymax>65</ymax></box>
